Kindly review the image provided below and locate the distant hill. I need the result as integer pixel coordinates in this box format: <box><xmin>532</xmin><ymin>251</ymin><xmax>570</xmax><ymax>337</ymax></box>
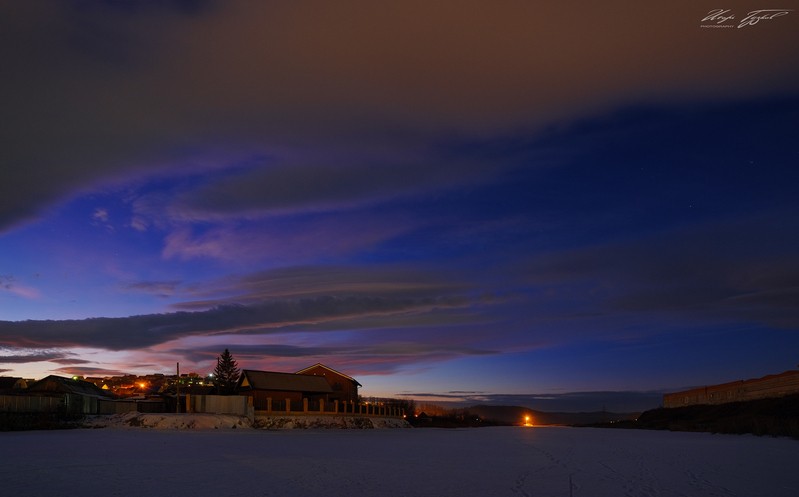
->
<box><xmin>464</xmin><ymin>405</ymin><xmax>640</xmax><ymax>426</ymax></box>
<box><xmin>586</xmin><ymin>393</ymin><xmax>799</xmax><ymax>438</ymax></box>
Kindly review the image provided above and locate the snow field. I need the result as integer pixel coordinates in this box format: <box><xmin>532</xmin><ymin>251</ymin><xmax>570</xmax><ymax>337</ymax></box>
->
<box><xmin>0</xmin><ymin>426</ymin><xmax>796</xmax><ymax>497</ymax></box>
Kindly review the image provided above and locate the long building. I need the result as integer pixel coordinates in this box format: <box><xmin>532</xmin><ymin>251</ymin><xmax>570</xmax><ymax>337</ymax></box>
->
<box><xmin>663</xmin><ymin>370</ymin><xmax>799</xmax><ymax>408</ymax></box>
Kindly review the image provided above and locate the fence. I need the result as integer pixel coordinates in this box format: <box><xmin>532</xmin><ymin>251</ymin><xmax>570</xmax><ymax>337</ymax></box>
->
<box><xmin>1</xmin><ymin>394</ymin><xmax>169</xmax><ymax>415</ymax></box>
<box><xmin>0</xmin><ymin>394</ymin><xmax>63</xmax><ymax>413</ymax></box>
<box><xmin>2</xmin><ymin>393</ymin><xmax>405</xmax><ymax>418</ymax></box>
<box><xmin>0</xmin><ymin>394</ymin><xmax>103</xmax><ymax>415</ymax></box>
<box><xmin>255</xmin><ymin>397</ymin><xmax>405</xmax><ymax>417</ymax></box>
<box><xmin>187</xmin><ymin>394</ymin><xmax>251</xmax><ymax>417</ymax></box>
<box><xmin>97</xmin><ymin>399</ymin><xmax>166</xmax><ymax>414</ymax></box>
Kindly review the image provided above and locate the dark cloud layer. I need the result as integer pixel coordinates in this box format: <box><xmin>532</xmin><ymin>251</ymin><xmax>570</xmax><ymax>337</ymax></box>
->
<box><xmin>2</xmin><ymin>1</ymin><xmax>797</xmax><ymax>232</ymax></box>
<box><xmin>174</xmin><ymin>159</ymin><xmax>493</xmax><ymax>221</ymax></box>
<box><xmin>0</xmin><ymin>295</ymin><xmax>470</xmax><ymax>351</ymax></box>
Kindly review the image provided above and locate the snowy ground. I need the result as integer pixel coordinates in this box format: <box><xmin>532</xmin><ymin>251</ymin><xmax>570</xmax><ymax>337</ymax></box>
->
<box><xmin>1</xmin><ymin>426</ymin><xmax>796</xmax><ymax>497</ymax></box>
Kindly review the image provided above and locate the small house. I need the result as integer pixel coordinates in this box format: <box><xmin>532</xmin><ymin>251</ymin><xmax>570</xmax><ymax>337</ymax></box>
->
<box><xmin>25</xmin><ymin>375</ymin><xmax>114</xmax><ymax>414</ymax></box>
<box><xmin>295</xmin><ymin>363</ymin><xmax>361</xmax><ymax>404</ymax></box>
<box><xmin>237</xmin><ymin>370</ymin><xmax>333</xmax><ymax>410</ymax></box>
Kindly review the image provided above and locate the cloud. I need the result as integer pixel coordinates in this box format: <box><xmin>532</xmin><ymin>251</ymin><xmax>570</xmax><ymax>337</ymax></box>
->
<box><xmin>49</xmin><ymin>357</ymin><xmax>93</xmax><ymax>366</ymax></box>
<box><xmin>177</xmin><ymin>264</ymin><xmax>467</xmax><ymax>306</ymax></box>
<box><xmin>51</xmin><ymin>366</ymin><xmax>132</xmax><ymax>377</ymax></box>
<box><xmin>160</xmin><ymin>212</ymin><xmax>421</xmax><ymax>264</ymax></box>
<box><xmin>92</xmin><ymin>208</ymin><xmax>109</xmax><ymax>223</ymax></box>
<box><xmin>0</xmin><ymin>275</ymin><xmax>41</xmax><ymax>300</ymax></box>
<box><xmin>0</xmin><ymin>350</ymin><xmax>71</xmax><ymax>364</ymax></box>
<box><xmin>90</xmin><ymin>207</ymin><xmax>116</xmax><ymax>233</ymax></box>
<box><xmin>0</xmin><ymin>264</ymin><xmax>487</xmax><ymax>379</ymax></box>
<box><xmin>169</xmin><ymin>154</ymin><xmax>495</xmax><ymax>222</ymax></box>
<box><xmin>124</xmin><ymin>280</ymin><xmax>182</xmax><ymax>299</ymax></box>
<box><xmin>0</xmin><ymin>295</ymin><xmax>472</xmax><ymax>352</ymax></box>
<box><xmin>2</xmin><ymin>1</ymin><xmax>796</xmax><ymax>232</ymax></box>
<box><xmin>129</xmin><ymin>216</ymin><xmax>149</xmax><ymax>232</ymax></box>
<box><xmin>518</xmin><ymin>215</ymin><xmax>799</xmax><ymax>330</ymax></box>
<box><xmin>0</xmin><ymin>261</ymin><xmax>495</xmax><ymax>376</ymax></box>
<box><xmin>172</xmin><ymin>340</ymin><xmax>497</xmax><ymax>375</ymax></box>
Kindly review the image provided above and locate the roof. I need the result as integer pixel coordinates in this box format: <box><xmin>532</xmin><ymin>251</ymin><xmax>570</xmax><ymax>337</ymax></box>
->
<box><xmin>238</xmin><ymin>370</ymin><xmax>333</xmax><ymax>393</ymax></box>
<box><xmin>295</xmin><ymin>363</ymin><xmax>362</xmax><ymax>387</ymax></box>
<box><xmin>0</xmin><ymin>377</ymin><xmax>26</xmax><ymax>390</ymax></box>
<box><xmin>26</xmin><ymin>375</ymin><xmax>114</xmax><ymax>398</ymax></box>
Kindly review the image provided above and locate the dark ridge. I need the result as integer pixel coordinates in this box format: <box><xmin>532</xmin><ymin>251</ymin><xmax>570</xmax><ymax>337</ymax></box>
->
<box><xmin>583</xmin><ymin>394</ymin><xmax>799</xmax><ymax>439</ymax></box>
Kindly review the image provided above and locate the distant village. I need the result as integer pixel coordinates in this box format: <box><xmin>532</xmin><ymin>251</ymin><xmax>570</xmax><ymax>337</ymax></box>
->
<box><xmin>0</xmin><ymin>362</ymin><xmax>411</xmax><ymax>420</ymax></box>
<box><xmin>4</xmin><ymin>371</ymin><xmax>214</xmax><ymax>398</ymax></box>
<box><xmin>3</xmin><ymin>362</ymin><xmax>798</xmax><ymax>433</ymax></box>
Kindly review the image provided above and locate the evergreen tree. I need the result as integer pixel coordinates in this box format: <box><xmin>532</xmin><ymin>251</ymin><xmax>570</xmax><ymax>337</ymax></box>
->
<box><xmin>213</xmin><ymin>348</ymin><xmax>241</xmax><ymax>395</ymax></box>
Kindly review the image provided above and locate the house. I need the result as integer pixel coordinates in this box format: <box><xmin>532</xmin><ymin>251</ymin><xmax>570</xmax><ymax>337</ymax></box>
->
<box><xmin>296</xmin><ymin>363</ymin><xmax>361</xmax><ymax>404</ymax></box>
<box><xmin>237</xmin><ymin>370</ymin><xmax>333</xmax><ymax>410</ymax></box>
<box><xmin>25</xmin><ymin>375</ymin><xmax>114</xmax><ymax>414</ymax></box>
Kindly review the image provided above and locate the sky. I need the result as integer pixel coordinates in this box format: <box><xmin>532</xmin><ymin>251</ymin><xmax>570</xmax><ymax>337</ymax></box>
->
<box><xmin>1</xmin><ymin>1</ymin><xmax>798</xmax><ymax>412</ymax></box>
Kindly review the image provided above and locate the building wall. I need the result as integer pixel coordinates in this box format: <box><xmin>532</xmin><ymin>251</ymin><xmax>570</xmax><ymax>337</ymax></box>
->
<box><xmin>663</xmin><ymin>370</ymin><xmax>799</xmax><ymax>408</ymax></box>
<box><xmin>299</xmin><ymin>365</ymin><xmax>359</xmax><ymax>403</ymax></box>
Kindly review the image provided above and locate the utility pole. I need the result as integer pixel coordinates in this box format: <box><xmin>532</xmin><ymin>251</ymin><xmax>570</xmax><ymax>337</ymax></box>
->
<box><xmin>176</xmin><ymin>362</ymin><xmax>180</xmax><ymax>414</ymax></box>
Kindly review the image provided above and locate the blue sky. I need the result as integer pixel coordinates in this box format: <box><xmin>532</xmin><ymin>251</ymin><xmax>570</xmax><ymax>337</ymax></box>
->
<box><xmin>1</xmin><ymin>1</ymin><xmax>798</xmax><ymax>411</ymax></box>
